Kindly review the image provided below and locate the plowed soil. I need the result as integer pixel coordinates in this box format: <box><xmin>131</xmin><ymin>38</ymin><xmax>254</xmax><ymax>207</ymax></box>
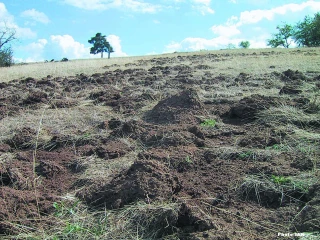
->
<box><xmin>1</xmin><ymin>49</ymin><xmax>320</xmax><ymax>239</ymax></box>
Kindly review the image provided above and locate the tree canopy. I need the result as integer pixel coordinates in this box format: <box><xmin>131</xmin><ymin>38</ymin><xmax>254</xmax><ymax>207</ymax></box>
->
<box><xmin>239</xmin><ymin>41</ymin><xmax>250</xmax><ymax>49</ymax></box>
<box><xmin>267</xmin><ymin>12</ymin><xmax>320</xmax><ymax>48</ymax></box>
<box><xmin>267</xmin><ymin>23</ymin><xmax>294</xmax><ymax>48</ymax></box>
<box><xmin>88</xmin><ymin>33</ymin><xmax>114</xmax><ymax>59</ymax></box>
<box><xmin>294</xmin><ymin>12</ymin><xmax>320</xmax><ymax>47</ymax></box>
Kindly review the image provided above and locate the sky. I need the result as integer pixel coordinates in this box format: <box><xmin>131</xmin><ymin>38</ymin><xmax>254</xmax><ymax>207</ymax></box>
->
<box><xmin>1</xmin><ymin>0</ymin><xmax>320</xmax><ymax>62</ymax></box>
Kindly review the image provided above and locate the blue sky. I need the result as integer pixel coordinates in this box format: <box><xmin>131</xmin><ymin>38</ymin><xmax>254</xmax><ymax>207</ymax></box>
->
<box><xmin>1</xmin><ymin>0</ymin><xmax>320</xmax><ymax>62</ymax></box>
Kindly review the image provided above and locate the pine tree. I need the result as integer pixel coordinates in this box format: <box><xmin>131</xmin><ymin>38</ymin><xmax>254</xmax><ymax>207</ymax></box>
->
<box><xmin>88</xmin><ymin>33</ymin><xmax>114</xmax><ymax>59</ymax></box>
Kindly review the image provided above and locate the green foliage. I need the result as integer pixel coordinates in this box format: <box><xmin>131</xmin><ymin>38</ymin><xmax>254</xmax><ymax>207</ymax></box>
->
<box><xmin>0</xmin><ymin>47</ymin><xmax>14</xmax><ymax>67</ymax></box>
<box><xmin>64</xmin><ymin>222</ymin><xmax>84</xmax><ymax>234</ymax></box>
<box><xmin>239</xmin><ymin>41</ymin><xmax>250</xmax><ymax>49</ymax></box>
<box><xmin>185</xmin><ymin>155</ymin><xmax>193</xmax><ymax>164</ymax></box>
<box><xmin>271</xmin><ymin>175</ymin><xmax>291</xmax><ymax>185</ymax></box>
<box><xmin>238</xmin><ymin>151</ymin><xmax>254</xmax><ymax>159</ymax></box>
<box><xmin>200</xmin><ymin>119</ymin><xmax>216</xmax><ymax>127</ymax></box>
<box><xmin>294</xmin><ymin>12</ymin><xmax>320</xmax><ymax>47</ymax></box>
<box><xmin>88</xmin><ymin>33</ymin><xmax>114</xmax><ymax>59</ymax></box>
<box><xmin>267</xmin><ymin>23</ymin><xmax>294</xmax><ymax>48</ymax></box>
<box><xmin>53</xmin><ymin>200</ymin><xmax>79</xmax><ymax>217</ymax></box>
<box><xmin>265</xmin><ymin>144</ymin><xmax>289</xmax><ymax>151</ymax></box>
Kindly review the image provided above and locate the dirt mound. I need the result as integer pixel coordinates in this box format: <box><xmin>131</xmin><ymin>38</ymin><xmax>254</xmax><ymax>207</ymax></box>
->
<box><xmin>0</xmin><ymin>149</ymin><xmax>77</xmax><ymax>234</ymax></box>
<box><xmin>146</xmin><ymin>89</ymin><xmax>206</xmax><ymax>124</ymax></box>
<box><xmin>77</xmin><ymin>160</ymin><xmax>181</xmax><ymax>209</ymax></box>
<box><xmin>6</xmin><ymin>127</ymin><xmax>37</xmax><ymax>149</ymax></box>
<box><xmin>109</xmin><ymin>119</ymin><xmax>148</xmax><ymax>138</ymax></box>
<box><xmin>281</xmin><ymin>69</ymin><xmax>307</xmax><ymax>83</ymax></box>
<box><xmin>177</xmin><ymin>202</ymin><xmax>216</xmax><ymax>232</ymax></box>
<box><xmin>93</xmin><ymin>140</ymin><xmax>133</xmax><ymax>159</ymax></box>
<box><xmin>227</xmin><ymin>94</ymin><xmax>276</xmax><ymax>123</ymax></box>
<box><xmin>279</xmin><ymin>85</ymin><xmax>302</xmax><ymax>95</ymax></box>
<box><xmin>23</xmin><ymin>91</ymin><xmax>48</xmax><ymax>104</ymax></box>
<box><xmin>0</xmin><ymin>187</ymin><xmax>57</xmax><ymax>235</ymax></box>
<box><xmin>293</xmin><ymin>184</ymin><xmax>320</xmax><ymax>232</ymax></box>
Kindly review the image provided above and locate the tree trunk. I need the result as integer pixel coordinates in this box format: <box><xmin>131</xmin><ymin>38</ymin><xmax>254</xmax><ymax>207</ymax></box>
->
<box><xmin>108</xmin><ymin>52</ymin><xmax>110</xmax><ymax>59</ymax></box>
<box><xmin>101</xmin><ymin>52</ymin><xmax>103</xmax><ymax>58</ymax></box>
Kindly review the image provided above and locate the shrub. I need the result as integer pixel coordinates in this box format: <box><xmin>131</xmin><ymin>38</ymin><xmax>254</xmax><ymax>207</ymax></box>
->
<box><xmin>0</xmin><ymin>47</ymin><xmax>14</xmax><ymax>67</ymax></box>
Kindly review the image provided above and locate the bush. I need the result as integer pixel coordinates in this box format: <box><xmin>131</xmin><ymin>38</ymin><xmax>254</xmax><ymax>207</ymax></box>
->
<box><xmin>0</xmin><ymin>47</ymin><xmax>14</xmax><ymax>67</ymax></box>
<box><xmin>239</xmin><ymin>41</ymin><xmax>250</xmax><ymax>49</ymax></box>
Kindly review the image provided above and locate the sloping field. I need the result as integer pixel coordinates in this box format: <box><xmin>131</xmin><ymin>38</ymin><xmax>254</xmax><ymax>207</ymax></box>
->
<box><xmin>0</xmin><ymin>48</ymin><xmax>320</xmax><ymax>239</ymax></box>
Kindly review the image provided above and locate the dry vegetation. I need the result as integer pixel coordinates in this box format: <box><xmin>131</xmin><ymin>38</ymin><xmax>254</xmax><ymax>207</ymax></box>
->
<box><xmin>0</xmin><ymin>47</ymin><xmax>320</xmax><ymax>239</ymax></box>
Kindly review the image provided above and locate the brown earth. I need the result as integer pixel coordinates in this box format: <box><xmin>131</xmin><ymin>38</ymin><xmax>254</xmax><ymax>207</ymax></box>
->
<box><xmin>1</xmin><ymin>51</ymin><xmax>320</xmax><ymax>239</ymax></box>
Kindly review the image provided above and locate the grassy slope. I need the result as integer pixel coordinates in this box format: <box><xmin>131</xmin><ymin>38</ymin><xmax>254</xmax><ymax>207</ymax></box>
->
<box><xmin>0</xmin><ymin>47</ymin><xmax>319</xmax><ymax>239</ymax></box>
<box><xmin>1</xmin><ymin>48</ymin><xmax>320</xmax><ymax>83</ymax></box>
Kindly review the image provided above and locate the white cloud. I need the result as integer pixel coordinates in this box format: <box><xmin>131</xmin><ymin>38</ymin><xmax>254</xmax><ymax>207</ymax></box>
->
<box><xmin>50</xmin><ymin>35</ymin><xmax>90</xmax><ymax>59</ymax></box>
<box><xmin>24</xmin><ymin>39</ymin><xmax>47</xmax><ymax>61</ymax></box>
<box><xmin>21</xmin><ymin>9</ymin><xmax>50</xmax><ymax>24</ymax></box>
<box><xmin>164</xmin><ymin>41</ymin><xmax>182</xmax><ymax>53</ymax></box>
<box><xmin>191</xmin><ymin>0</ymin><xmax>214</xmax><ymax>15</ymax></box>
<box><xmin>164</xmin><ymin>35</ymin><xmax>268</xmax><ymax>53</ymax></box>
<box><xmin>0</xmin><ymin>3</ymin><xmax>37</xmax><ymax>39</ymax></box>
<box><xmin>106</xmin><ymin>35</ymin><xmax>128</xmax><ymax>57</ymax></box>
<box><xmin>229</xmin><ymin>0</ymin><xmax>236</xmax><ymax>3</ymax></box>
<box><xmin>236</xmin><ymin>1</ymin><xmax>320</xmax><ymax>26</ymax></box>
<box><xmin>179</xmin><ymin>0</ymin><xmax>320</xmax><ymax>53</ymax></box>
<box><xmin>15</xmin><ymin>28</ymin><xmax>37</xmax><ymax>39</ymax></box>
<box><xmin>0</xmin><ymin>3</ymin><xmax>14</xmax><ymax>23</ymax></box>
<box><xmin>63</xmin><ymin>0</ymin><xmax>161</xmax><ymax>13</ymax></box>
<box><xmin>192</xmin><ymin>0</ymin><xmax>210</xmax><ymax>5</ymax></box>
<box><xmin>211</xmin><ymin>25</ymin><xmax>240</xmax><ymax>37</ymax></box>
<box><xmin>15</xmin><ymin>39</ymin><xmax>48</xmax><ymax>62</ymax></box>
<box><xmin>164</xmin><ymin>36</ymin><xmax>231</xmax><ymax>52</ymax></box>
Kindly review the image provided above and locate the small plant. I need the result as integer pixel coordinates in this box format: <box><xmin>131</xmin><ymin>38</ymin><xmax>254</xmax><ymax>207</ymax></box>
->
<box><xmin>200</xmin><ymin>119</ymin><xmax>216</xmax><ymax>127</ymax></box>
<box><xmin>82</xmin><ymin>132</ymin><xmax>91</xmax><ymax>138</ymax></box>
<box><xmin>271</xmin><ymin>175</ymin><xmax>291</xmax><ymax>185</ymax></box>
<box><xmin>53</xmin><ymin>200</ymin><xmax>79</xmax><ymax>217</ymax></box>
<box><xmin>64</xmin><ymin>222</ymin><xmax>84</xmax><ymax>234</ymax></box>
<box><xmin>238</xmin><ymin>151</ymin><xmax>253</xmax><ymax>159</ymax></box>
<box><xmin>185</xmin><ymin>156</ymin><xmax>193</xmax><ymax>164</ymax></box>
<box><xmin>266</xmin><ymin>144</ymin><xmax>289</xmax><ymax>151</ymax></box>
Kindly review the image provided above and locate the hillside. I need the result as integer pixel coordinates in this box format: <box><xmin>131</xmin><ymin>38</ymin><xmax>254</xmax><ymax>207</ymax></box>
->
<box><xmin>0</xmin><ymin>48</ymin><xmax>319</xmax><ymax>239</ymax></box>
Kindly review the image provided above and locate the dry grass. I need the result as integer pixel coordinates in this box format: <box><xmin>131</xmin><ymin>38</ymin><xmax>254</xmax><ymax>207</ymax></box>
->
<box><xmin>1</xmin><ymin>47</ymin><xmax>320</xmax><ymax>239</ymax></box>
<box><xmin>1</xmin><ymin>47</ymin><xmax>320</xmax><ymax>83</ymax></box>
<box><xmin>6</xmin><ymin>199</ymin><xmax>180</xmax><ymax>240</ymax></box>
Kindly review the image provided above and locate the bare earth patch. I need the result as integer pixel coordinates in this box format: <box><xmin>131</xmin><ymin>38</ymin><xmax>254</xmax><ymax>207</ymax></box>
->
<box><xmin>1</xmin><ymin>49</ymin><xmax>320</xmax><ymax>239</ymax></box>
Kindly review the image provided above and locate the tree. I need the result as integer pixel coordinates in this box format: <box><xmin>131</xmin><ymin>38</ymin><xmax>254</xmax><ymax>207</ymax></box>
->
<box><xmin>0</xmin><ymin>23</ymin><xmax>16</xmax><ymax>67</ymax></box>
<box><xmin>226</xmin><ymin>43</ymin><xmax>236</xmax><ymax>49</ymax></box>
<box><xmin>0</xmin><ymin>47</ymin><xmax>13</xmax><ymax>67</ymax></box>
<box><xmin>267</xmin><ymin>23</ymin><xmax>294</xmax><ymax>48</ymax></box>
<box><xmin>239</xmin><ymin>41</ymin><xmax>250</xmax><ymax>49</ymax></box>
<box><xmin>294</xmin><ymin>12</ymin><xmax>320</xmax><ymax>47</ymax></box>
<box><xmin>88</xmin><ymin>33</ymin><xmax>114</xmax><ymax>59</ymax></box>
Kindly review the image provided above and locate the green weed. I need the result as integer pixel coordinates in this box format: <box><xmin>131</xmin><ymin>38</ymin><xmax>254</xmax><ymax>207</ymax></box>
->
<box><xmin>185</xmin><ymin>155</ymin><xmax>193</xmax><ymax>164</ymax></box>
<box><xmin>53</xmin><ymin>200</ymin><xmax>79</xmax><ymax>217</ymax></box>
<box><xmin>200</xmin><ymin>119</ymin><xmax>216</xmax><ymax>127</ymax></box>
<box><xmin>266</xmin><ymin>144</ymin><xmax>289</xmax><ymax>151</ymax></box>
<box><xmin>238</xmin><ymin>151</ymin><xmax>254</xmax><ymax>160</ymax></box>
<box><xmin>271</xmin><ymin>175</ymin><xmax>291</xmax><ymax>185</ymax></box>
